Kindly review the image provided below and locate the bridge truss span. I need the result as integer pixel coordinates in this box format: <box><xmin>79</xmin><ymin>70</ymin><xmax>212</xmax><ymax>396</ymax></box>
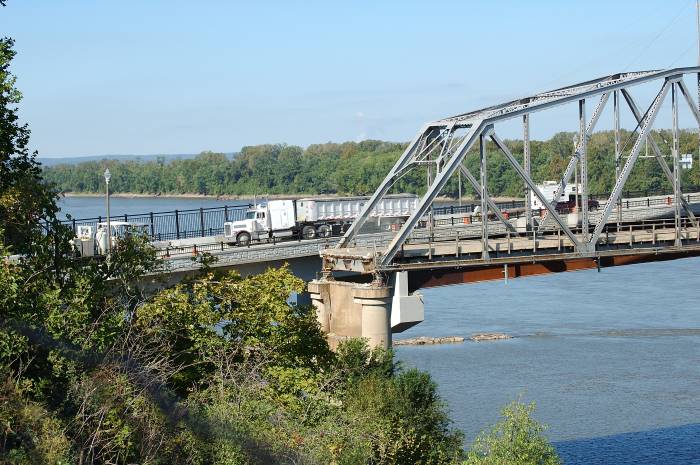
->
<box><xmin>331</xmin><ymin>67</ymin><xmax>700</xmax><ymax>273</ymax></box>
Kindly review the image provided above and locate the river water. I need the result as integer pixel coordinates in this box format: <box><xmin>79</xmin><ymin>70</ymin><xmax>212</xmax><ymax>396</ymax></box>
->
<box><xmin>59</xmin><ymin>196</ymin><xmax>700</xmax><ymax>465</ymax></box>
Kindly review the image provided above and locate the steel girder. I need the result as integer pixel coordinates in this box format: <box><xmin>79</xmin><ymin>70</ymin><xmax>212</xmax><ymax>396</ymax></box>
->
<box><xmin>672</xmin><ymin>83</ymin><xmax>681</xmax><ymax>246</ymax></box>
<box><xmin>334</xmin><ymin>67</ymin><xmax>700</xmax><ymax>267</ymax></box>
<box><xmin>621</xmin><ymin>89</ymin><xmax>698</xmax><ymax>228</ymax></box>
<box><xmin>437</xmin><ymin>68</ymin><xmax>700</xmax><ymax>126</ymax></box>
<box><xmin>523</xmin><ymin>114</ymin><xmax>533</xmax><ymax>230</ymax></box>
<box><xmin>538</xmin><ymin>92</ymin><xmax>609</xmax><ymax>229</ymax></box>
<box><xmin>589</xmin><ymin>78</ymin><xmax>674</xmax><ymax>245</ymax></box>
<box><xmin>489</xmin><ymin>132</ymin><xmax>583</xmax><ymax>249</ymax></box>
<box><xmin>336</xmin><ymin>126</ymin><xmax>428</xmax><ymax>248</ymax></box>
<box><xmin>377</xmin><ymin>122</ymin><xmax>486</xmax><ymax>267</ymax></box>
<box><xmin>458</xmin><ymin>163</ymin><xmax>516</xmax><ymax>233</ymax></box>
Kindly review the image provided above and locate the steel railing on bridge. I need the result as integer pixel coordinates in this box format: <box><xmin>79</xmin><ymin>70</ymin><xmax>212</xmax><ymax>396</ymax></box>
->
<box><xmin>59</xmin><ymin>191</ymin><xmax>700</xmax><ymax>248</ymax></box>
<box><xmin>61</xmin><ymin>204</ymin><xmax>251</xmax><ymax>241</ymax></box>
<box><xmin>60</xmin><ymin>199</ymin><xmax>525</xmax><ymax>242</ymax></box>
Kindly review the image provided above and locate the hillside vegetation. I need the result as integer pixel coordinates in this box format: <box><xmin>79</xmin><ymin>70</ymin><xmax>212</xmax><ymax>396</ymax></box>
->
<box><xmin>43</xmin><ymin>131</ymin><xmax>700</xmax><ymax>198</ymax></box>
<box><xmin>2</xmin><ymin>29</ymin><xmax>563</xmax><ymax>465</ymax></box>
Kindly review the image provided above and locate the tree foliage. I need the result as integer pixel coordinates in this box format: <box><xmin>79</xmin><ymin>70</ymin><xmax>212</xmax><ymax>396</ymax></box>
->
<box><xmin>43</xmin><ymin>131</ymin><xmax>700</xmax><ymax>199</ymax></box>
<box><xmin>464</xmin><ymin>400</ymin><xmax>561</xmax><ymax>465</ymax></box>
<box><xmin>1</xmin><ymin>38</ymin><xmax>67</xmax><ymax>253</ymax></box>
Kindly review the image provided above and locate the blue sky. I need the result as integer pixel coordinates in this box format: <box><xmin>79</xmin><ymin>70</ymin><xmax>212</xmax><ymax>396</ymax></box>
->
<box><xmin>3</xmin><ymin>0</ymin><xmax>700</xmax><ymax>157</ymax></box>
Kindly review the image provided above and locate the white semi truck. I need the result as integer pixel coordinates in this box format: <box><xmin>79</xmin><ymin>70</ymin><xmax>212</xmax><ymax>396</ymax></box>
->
<box><xmin>223</xmin><ymin>194</ymin><xmax>419</xmax><ymax>245</ymax></box>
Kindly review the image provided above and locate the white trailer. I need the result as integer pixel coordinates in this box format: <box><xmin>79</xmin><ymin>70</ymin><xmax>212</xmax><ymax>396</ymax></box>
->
<box><xmin>223</xmin><ymin>194</ymin><xmax>419</xmax><ymax>245</ymax></box>
<box><xmin>531</xmin><ymin>181</ymin><xmax>580</xmax><ymax>210</ymax></box>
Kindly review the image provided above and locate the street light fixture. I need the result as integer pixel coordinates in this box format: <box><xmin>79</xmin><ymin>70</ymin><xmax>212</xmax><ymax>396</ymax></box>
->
<box><xmin>104</xmin><ymin>168</ymin><xmax>111</xmax><ymax>260</ymax></box>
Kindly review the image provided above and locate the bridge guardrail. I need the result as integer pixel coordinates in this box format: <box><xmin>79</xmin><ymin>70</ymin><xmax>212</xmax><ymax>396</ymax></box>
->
<box><xmin>404</xmin><ymin>216</ymin><xmax>700</xmax><ymax>248</ymax></box>
<box><xmin>61</xmin><ymin>204</ymin><xmax>251</xmax><ymax>241</ymax></box>
<box><xmin>162</xmin><ymin>215</ymin><xmax>700</xmax><ymax>272</ymax></box>
<box><xmin>59</xmin><ymin>191</ymin><xmax>700</xmax><ymax>266</ymax></box>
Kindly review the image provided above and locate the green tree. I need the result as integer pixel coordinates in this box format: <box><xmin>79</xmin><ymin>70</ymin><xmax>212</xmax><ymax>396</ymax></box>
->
<box><xmin>464</xmin><ymin>400</ymin><xmax>561</xmax><ymax>465</ymax></box>
<box><xmin>0</xmin><ymin>37</ymin><xmax>66</xmax><ymax>254</ymax></box>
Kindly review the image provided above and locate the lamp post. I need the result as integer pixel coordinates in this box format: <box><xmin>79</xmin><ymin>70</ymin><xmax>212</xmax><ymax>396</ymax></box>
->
<box><xmin>104</xmin><ymin>168</ymin><xmax>111</xmax><ymax>259</ymax></box>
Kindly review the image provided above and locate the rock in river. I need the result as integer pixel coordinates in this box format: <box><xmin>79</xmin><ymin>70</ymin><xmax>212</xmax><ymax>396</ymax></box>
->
<box><xmin>469</xmin><ymin>332</ymin><xmax>512</xmax><ymax>342</ymax></box>
<box><xmin>394</xmin><ymin>336</ymin><xmax>465</xmax><ymax>346</ymax></box>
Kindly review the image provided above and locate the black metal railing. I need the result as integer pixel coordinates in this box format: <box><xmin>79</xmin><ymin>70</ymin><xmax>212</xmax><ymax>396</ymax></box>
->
<box><xmin>432</xmin><ymin>200</ymin><xmax>525</xmax><ymax>216</ymax></box>
<box><xmin>62</xmin><ymin>204</ymin><xmax>251</xmax><ymax>241</ymax></box>
<box><xmin>60</xmin><ymin>191</ymin><xmax>700</xmax><ymax>244</ymax></box>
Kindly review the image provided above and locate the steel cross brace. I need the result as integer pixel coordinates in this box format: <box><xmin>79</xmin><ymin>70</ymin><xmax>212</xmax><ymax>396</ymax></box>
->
<box><xmin>672</xmin><ymin>82</ymin><xmax>682</xmax><ymax>246</ymax></box>
<box><xmin>537</xmin><ymin>93</ymin><xmax>610</xmax><ymax>230</ymax></box>
<box><xmin>458</xmin><ymin>163</ymin><xmax>517</xmax><ymax>232</ymax></box>
<box><xmin>489</xmin><ymin>131</ymin><xmax>584</xmax><ymax>250</ymax></box>
<box><xmin>589</xmin><ymin>79</ymin><xmax>674</xmax><ymax>245</ymax></box>
<box><xmin>336</xmin><ymin>125</ymin><xmax>428</xmax><ymax>248</ymax></box>
<box><xmin>621</xmin><ymin>88</ymin><xmax>698</xmax><ymax>228</ymax></box>
<box><xmin>677</xmin><ymin>79</ymin><xmax>700</xmax><ymax>127</ymax></box>
<box><xmin>377</xmin><ymin>121</ymin><xmax>486</xmax><ymax>267</ymax></box>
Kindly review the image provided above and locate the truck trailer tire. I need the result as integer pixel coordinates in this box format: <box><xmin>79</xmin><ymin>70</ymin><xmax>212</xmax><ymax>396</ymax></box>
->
<box><xmin>317</xmin><ymin>224</ymin><xmax>332</xmax><ymax>238</ymax></box>
<box><xmin>236</xmin><ymin>232</ymin><xmax>251</xmax><ymax>246</ymax></box>
<box><xmin>302</xmin><ymin>225</ymin><xmax>316</xmax><ymax>240</ymax></box>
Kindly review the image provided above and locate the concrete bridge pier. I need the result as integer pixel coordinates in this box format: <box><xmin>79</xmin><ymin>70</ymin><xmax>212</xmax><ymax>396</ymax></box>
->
<box><xmin>354</xmin><ymin>286</ymin><xmax>393</xmax><ymax>349</ymax></box>
<box><xmin>308</xmin><ymin>271</ymin><xmax>424</xmax><ymax>350</ymax></box>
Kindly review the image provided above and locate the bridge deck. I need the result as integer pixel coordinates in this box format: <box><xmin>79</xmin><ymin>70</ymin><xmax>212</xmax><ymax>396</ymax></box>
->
<box><xmin>322</xmin><ymin>221</ymin><xmax>700</xmax><ymax>274</ymax></box>
<box><xmin>154</xmin><ymin>194</ymin><xmax>700</xmax><ymax>274</ymax></box>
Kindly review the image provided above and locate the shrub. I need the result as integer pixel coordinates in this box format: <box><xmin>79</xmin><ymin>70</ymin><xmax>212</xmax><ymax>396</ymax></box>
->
<box><xmin>464</xmin><ymin>400</ymin><xmax>561</xmax><ymax>465</ymax></box>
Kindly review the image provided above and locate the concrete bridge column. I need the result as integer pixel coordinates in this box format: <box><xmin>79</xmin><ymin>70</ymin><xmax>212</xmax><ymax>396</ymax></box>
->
<box><xmin>308</xmin><ymin>279</ymin><xmax>393</xmax><ymax>350</ymax></box>
<box><xmin>353</xmin><ymin>286</ymin><xmax>393</xmax><ymax>349</ymax></box>
<box><xmin>308</xmin><ymin>281</ymin><xmax>330</xmax><ymax>333</ymax></box>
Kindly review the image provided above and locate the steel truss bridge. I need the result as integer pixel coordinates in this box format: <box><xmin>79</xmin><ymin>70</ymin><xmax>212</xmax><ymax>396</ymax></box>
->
<box><xmin>319</xmin><ymin>67</ymin><xmax>700</xmax><ymax>283</ymax></box>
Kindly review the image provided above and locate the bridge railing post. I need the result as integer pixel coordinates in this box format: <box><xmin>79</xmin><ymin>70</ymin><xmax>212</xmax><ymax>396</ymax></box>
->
<box><xmin>149</xmin><ymin>212</ymin><xmax>154</xmax><ymax>239</ymax></box>
<box><xmin>558</xmin><ymin>228</ymin><xmax>562</xmax><ymax>251</ymax></box>
<box><xmin>532</xmin><ymin>228</ymin><xmax>537</xmax><ymax>253</ymax></box>
<box><xmin>629</xmin><ymin>225</ymin><xmax>633</xmax><ymax>247</ymax></box>
<box><xmin>175</xmin><ymin>210</ymin><xmax>180</xmax><ymax>240</ymax></box>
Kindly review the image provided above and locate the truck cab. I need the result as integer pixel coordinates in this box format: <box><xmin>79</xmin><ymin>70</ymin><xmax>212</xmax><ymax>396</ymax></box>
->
<box><xmin>223</xmin><ymin>200</ymin><xmax>296</xmax><ymax>245</ymax></box>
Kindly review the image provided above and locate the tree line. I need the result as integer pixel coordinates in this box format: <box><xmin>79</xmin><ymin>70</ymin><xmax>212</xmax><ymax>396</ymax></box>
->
<box><xmin>43</xmin><ymin>131</ymin><xmax>700</xmax><ymax>199</ymax></box>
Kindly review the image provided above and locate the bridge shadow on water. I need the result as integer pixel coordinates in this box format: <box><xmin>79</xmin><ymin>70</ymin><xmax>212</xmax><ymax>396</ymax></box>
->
<box><xmin>555</xmin><ymin>423</ymin><xmax>700</xmax><ymax>465</ymax></box>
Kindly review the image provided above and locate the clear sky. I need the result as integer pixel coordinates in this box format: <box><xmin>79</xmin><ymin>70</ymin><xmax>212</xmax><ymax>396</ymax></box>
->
<box><xmin>3</xmin><ymin>0</ymin><xmax>700</xmax><ymax>157</ymax></box>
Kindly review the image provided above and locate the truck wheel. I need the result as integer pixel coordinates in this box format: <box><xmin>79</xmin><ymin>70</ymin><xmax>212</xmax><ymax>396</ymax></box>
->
<box><xmin>317</xmin><ymin>224</ymin><xmax>332</xmax><ymax>238</ymax></box>
<box><xmin>236</xmin><ymin>232</ymin><xmax>251</xmax><ymax>246</ymax></box>
<box><xmin>302</xmin><ymin>225</ymin><xmax>317</xmax><ymax>240</ymax></box>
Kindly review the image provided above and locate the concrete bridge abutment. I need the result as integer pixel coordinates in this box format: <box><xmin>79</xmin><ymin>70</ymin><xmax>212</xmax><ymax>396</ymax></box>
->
<box><xmin>308</xmin><ymin>271</ymin><xmax>424</xmax><ymax>350</ymax></box>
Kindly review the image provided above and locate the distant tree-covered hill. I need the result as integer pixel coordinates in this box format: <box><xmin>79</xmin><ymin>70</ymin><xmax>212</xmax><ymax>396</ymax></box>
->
<box><xmin>42</xmin><ymin>132</ymin><xmax>700</xmax><ymax>198</ymax></box>
<box><xmin>38</xmin><ymin>152</ymin><xmax>236</xmax><ymax>167</ymax></box>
